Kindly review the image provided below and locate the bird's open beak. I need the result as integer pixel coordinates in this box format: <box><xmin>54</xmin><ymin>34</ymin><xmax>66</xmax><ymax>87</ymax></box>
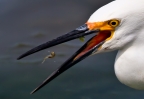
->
<box><xmin>17</xmin><ymin>23</ymin><xmax>112</xmax><ymax>94</ymax></box>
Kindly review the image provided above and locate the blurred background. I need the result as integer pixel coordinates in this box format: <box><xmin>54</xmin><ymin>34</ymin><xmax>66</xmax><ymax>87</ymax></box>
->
<box><xmin>0</xmin><ymin>0</ymin><xmax>144</xmax><ymax>99</ymax></box>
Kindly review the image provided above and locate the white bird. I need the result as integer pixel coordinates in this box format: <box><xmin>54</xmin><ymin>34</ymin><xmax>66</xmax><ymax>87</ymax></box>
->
<box><xmin>18</xmin><ymin>0</ymin><xmax>144</xmax><ymax>94</ymax></box>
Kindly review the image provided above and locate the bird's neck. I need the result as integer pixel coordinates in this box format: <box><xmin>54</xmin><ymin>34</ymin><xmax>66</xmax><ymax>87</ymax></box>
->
<box><xmin>116</xmin><ymin>27</ymin><xmax>144</xmax><ymax>67</ymax></box>
<box><xmin>114</xmin><ymin>37</ymin><xmax>144</xmax><ymax>90</ymax></box>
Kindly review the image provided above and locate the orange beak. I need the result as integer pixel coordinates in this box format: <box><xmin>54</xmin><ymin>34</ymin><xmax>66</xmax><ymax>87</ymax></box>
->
<box><xmin>17</xmin><ymin>22</ymin><xmax>113</xmax><ymax>94</ymax></box>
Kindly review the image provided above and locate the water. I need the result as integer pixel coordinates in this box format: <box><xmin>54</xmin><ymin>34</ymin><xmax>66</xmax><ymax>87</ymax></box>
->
<box><xmin>0</xmin><ymin>0</ymin><xmax>144</xmax><ymax>99</ymax></box>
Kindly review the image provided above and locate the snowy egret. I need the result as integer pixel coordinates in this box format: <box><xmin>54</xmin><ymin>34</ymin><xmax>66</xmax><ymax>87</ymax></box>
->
<box><xmin>18</xmin><ymin>0</ymin><xmax>144</xmax><ymax>94</ymax></box>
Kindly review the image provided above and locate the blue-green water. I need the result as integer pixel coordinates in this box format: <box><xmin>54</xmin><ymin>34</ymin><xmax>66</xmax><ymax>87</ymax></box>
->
<box><xmin>0</xmin><ymin>0</ymin><xmax>144</xmax><ymax>99</ymax></box>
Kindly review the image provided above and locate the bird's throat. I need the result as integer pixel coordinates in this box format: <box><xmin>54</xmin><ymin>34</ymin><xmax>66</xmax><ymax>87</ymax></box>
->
<box><xmin>115</xmin><ymin>45</ymin><xmax>144</xmax><ymax>90</ymax></box>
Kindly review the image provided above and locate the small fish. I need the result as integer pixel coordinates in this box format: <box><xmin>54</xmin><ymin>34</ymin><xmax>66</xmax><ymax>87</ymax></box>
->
<box><xmin>42</xmin><ymin>51</ymin><xmax>55</xmax><ymax>64</ymax></box>
<box><xmin>79</xmin><ymin>36</ymin><xmax>85</xmax><ymax>42</ymax></box>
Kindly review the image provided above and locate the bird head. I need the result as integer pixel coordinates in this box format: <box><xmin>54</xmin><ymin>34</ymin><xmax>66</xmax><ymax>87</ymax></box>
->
<box><xmin>17</xmin><ymin>0</ymin><xmax>144</xmax><ymax>94</ymax></box>
<box><xmin>88</xmin><ymin>0</ymin><xmax>144</xmax><ymax>53</ymax></box>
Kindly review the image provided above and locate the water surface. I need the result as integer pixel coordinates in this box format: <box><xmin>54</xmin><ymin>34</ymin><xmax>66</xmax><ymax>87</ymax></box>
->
<box><xmin>0</xmin><ymin>0</ymin><xmax>144</xmax><ymax>99</ymax></box>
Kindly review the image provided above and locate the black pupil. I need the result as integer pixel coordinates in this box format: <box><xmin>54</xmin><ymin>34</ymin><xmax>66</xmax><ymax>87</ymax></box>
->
<box><xmin>111</xmin><ymin>22</ymin><xmax>116</xmax><ymax>25</ymax></box>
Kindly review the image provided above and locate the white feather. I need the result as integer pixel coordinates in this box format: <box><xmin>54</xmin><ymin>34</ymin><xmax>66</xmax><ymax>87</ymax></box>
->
<box><xmin>88</xmin><ymin>0</ymin><xmax>144</xmax><ymax>90</ymax></box>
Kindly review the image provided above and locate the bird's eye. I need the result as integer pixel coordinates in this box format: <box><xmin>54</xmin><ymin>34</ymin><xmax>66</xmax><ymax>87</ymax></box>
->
<box><xmin>108</xmin><ymin>19</ymin><xmax>120</xmax><ymax>27</ymax></box>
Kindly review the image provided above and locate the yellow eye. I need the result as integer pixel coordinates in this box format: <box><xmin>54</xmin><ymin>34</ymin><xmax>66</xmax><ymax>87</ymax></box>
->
<box><xmin>108</xmin><ymin>19</ymin><xmax>120</xmax><ymax>27</ymax></box>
